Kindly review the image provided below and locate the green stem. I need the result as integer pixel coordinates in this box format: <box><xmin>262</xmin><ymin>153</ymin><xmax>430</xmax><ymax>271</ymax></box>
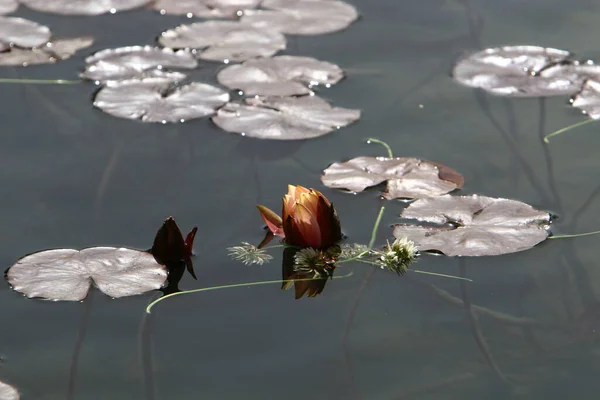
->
<box><xmin>146</xmin><ymin>271</ymin><xmax>354</xmax><ymax>314</ymax></box>
<box><xmin>368</xmin><ymin>206</ymin><xmax>385</xmax><ymax>249</ymax></box>
<box><xmin>0</xmin><ymin>78</ymin><xmax>82</xmax><ymax>84</ymax></box>
<box><xmin>337</xmin><ymin>206</ymin><xmax>386</xmax><ymax>265</ymax></box>
<box><xmin>543</xmin><ymin>119</ymin><xmax>596</xmax><ymax>143</ymax></box>
<box><xmin>549</xmin><ymin>229</ymin><xmax>600</xmax><ymax>239</ymax></box>
<box><xmin>366</xmin><ymin>138</ymin><xmax>393</xmax><ymax>158</ymax></box>
<box><xmin>412</xmin><ymin>269</ymin><xmax>472</xmax><ymax>282</ymax></box>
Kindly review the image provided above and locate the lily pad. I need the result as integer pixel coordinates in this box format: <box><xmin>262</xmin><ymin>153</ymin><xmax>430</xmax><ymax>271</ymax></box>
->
<box><xmin>241</xmin><ymin>0</ymin><xmax>358</xmax><ymax>35</ymax></box>
<box><xmin>212</xmin><ymin>95</ymin><xmax>360</xmax><ymax>140</ymax></box>
<box><xmin>0</xmin><ymin>37</ymin><xmax>94</xmax><ymax>67</ymax></box>
<box><xmin>81</xmin><ymin>46</ymin><xmax>197</xmax><ymax>83</ymax></box>
<box><xmin>0</xmin><ymin>381</ymin><xmax>19</xmax><ymax>400</ymax></box>
<box><xmin>0</xmin><ymin>16</ymin><xmax>51</xmax><ymax>48</ymax></box>
<box><xmin>94</xmin><ymin>77</ymin><xmax>230</xmax><ymax>123</ymax></box>
<box><xmin>321</xmin><ymin>156</ymin><xmax>463</xmax><ymax>199</ymax></box>
<box><xmin>216</xmin><ymin>55</ymin><xmax>344</xmax><ymax>96</ymax></box>
<box><xmin>151</xmin><ymin>0</ymin><xmax>261</xmax><ymax>18</ymax></box>
<box><xmin>21</xmin><ymin>0</ymin><xmax>150</xmax><ymax>15</ymax></box>
<box><xmin>0</xmin><ymin>0</ymin><xmax>18</xmax><ymax>15</ymax></box>
<box><xmin>570</xmin><ymin>79</ymin><xmax>600</xmax><ymax>119</ymax></box>
<box><xmin>159</xmin><ymin>20</ymin><xmax>286</xmax><ymax>62</ymax></box>
<box><xmin>452</xmin><ymin>45</ymin><xmax>582</xmax><ymax>97</ymax></box>
<box><xmin>6</xmin><ymin>247</ymin><xmax>167</xmax><ymax>301</ymax></box>
<box><xmin>392</xmin><ymin>195</ymin><xmax>550</xmax><ymax>256</ymax></box>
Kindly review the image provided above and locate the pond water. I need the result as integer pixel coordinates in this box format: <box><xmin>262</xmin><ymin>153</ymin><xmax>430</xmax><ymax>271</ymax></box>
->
<box><xmin>2</xmin><ymin>0</ymin><xmax>600</xmax><ymax>399</ymax></box>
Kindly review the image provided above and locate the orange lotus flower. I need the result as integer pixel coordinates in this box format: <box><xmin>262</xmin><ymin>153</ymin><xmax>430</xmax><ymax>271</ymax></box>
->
<box><xmin>257</xmin><ymin>185</ymin><xmax>342</xmax><ymax>249</ymax></box>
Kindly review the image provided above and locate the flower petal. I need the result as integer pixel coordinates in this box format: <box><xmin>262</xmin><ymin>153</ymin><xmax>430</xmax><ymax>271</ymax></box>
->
<box><xmin>291</xmin><ymin>202</ymin><xmax>322</xmax><ymax>248</ymax></box>
<box><xmin>257</xmin><ymin>205</ymin><xmax>284</xmax><ymax>236</ymax></box>
<box><xmin>315</xmin><ymin>195</ymin><xmax>342</xmax><ymax>248</ymax></box>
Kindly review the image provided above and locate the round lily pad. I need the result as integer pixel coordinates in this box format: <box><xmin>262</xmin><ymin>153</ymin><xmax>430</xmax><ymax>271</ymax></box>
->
<box><xmin>94</xmin><ymin>77</ymin><xmax>230</xmax><ymax>123</ymax></box>
<box><xmin>212</xmin><ymin>95</ymin><xmax>360</xmax><ymax>140</ymax></box>
<box><xmin>0</xmin><ymin>380</ymin><xmax>19</xmax><ymax>400</ymax></box>
<box><xmin>159</xmin><ymin>20</ymin><xmax>286</xmax><ymax>62</ymax></box>
<box><xmin>321</xmin><ymin>156</ymin><xmax>463</xmax><ymax>199</ymax></box>
<box><xmin>241</xmin><ymin>0</ymin><xmax>358</xmax><ymax>35</ymax></box>
<box><xmin>82</xmin><ymin>46</ymin><xmax>197</xmax><ymax>83</ymax></box>
<box><xmin>20</xmin><ymin>0</ymin><xmax>150</xmax><ymax>15</ymax></box>
<box><xmin>393</xmin><ymin>195</ymin><xmax>551</xmax><ymax>256</ymax></box>
<box><xmin>0</xmin><ymin>0</ymin><xmax>18</xmax><ymax>15</ymax></box>
<box><xmin>6</xmin><ymin>247</ymin><xmax>168</xmax><ymax>301</ymax></box>
<box><xmin>452</xmin><ymin>45</ymin><xmax>581</xmax><ymax>97</ymax></box>
<box><xmin>0</xmin><ymin>16</ymin><xmax>51</xmax><ymax>48</ymax></box>
<box><xmin>216</xmin><ymin>55</ymin><xmax>344</xmax><ymax>96</ymax></box>
<box><xmin>0</xmin><ymin>37</ymin><xmax>94</xmax><ymax>67</ymax></box>
<box><xmin>151</xmin><ymin>0</ymin><xmax>261</xmax><ymax>19</ymax></box>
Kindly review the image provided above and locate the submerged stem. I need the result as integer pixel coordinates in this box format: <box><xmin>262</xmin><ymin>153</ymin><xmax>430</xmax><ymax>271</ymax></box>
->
<box><xmin>412</xmin><ymin>269</ymin><xmax>472</xmax><ymax>281</ymax></box>
<box><xmin>366</xmin><ymin>138</ymin><xmax>394</xmax><ymax>158</ymax></box>
<box><xmin>550</xmin><ymin>229</ymin><xmax>600</xmax><ymax>239</ymax></box>
<box><xmin>146</xmin><ymin>272</ymin><xmax>354</xmax><ymax>314</ymax></box>
<box><xmin>543</xmin><ymin>118</ymin><xmax>596</xmax><ymax>143</ymax></box>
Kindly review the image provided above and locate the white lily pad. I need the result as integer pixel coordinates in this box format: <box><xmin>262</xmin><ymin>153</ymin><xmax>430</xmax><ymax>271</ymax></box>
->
<box><xmin>159</xmin><ymin>20</ymin><xmax>286</xmax><ymax>62</ymax></box>
<box><xmin>81</xmin><ymin>46</ymin><xmax>197</xmax><ymax>83</ymax></box>
<box><xmin>94</xmin><ymin>77</ymin><xmax>230</xmax><ymax>123</ymax></box>
<box><xmin>0</xmin><ymin>380</ymin><xmax>19</xmax><ymax>400</ymax></box>
<box><xmin>241</xmin><ymin>0</ymin><xmax>358</xmax><ymax>35</ymax></box>
<box><xmin>570</xmin><ymin>79</ymin><xmax>600</xmax><ymax>119</ymax></box>
<box><xmin>21</xmin><ymin>0</ymin><xmax>150</xmax><ymax>15</ymax></box>
<box><xmin>321</xmin><ymin>156</ymin><xmax>463</xmax><ymax>199</ymax></box>
<box><xmin>212</xmin><ymin>95</ymin><xmax>360</xmax><ymax>140</ymax></box>
<box><xmin>451</xmin><ymin>45</ymin><xmax>585</xmax><ymax>97</ymax></box>
<box><xmin>0</xmin><ymin>37</ymin><xmax>94</xmax><ymax>67</ymax></box>
<box><xmin>0</xmin><ymin>0</ymin><xmax>18</xmax><ymax>15</ymax></box>
<box><xmin>393</xmin><ymin>195</ymin><xmax>550</xmax><ymax>256</ymax></box>
<box><xmin>0</xmin><ymin>16</ymin><xmax>51</xmax><ymax>48</ymax></box>
<box><xmin>216</xmin><ymin>55</ymin><xmax>344</xmax><ymax>96</ymax></box>
<box><xmin>6</xmin><ymin>247</ymin><xmax>167</xmax><ymax>301</ymax></box>
<box><xmin>151</xmin><ymin>0</ymin><xmax>261</xmax><ymax>18</ymax></box>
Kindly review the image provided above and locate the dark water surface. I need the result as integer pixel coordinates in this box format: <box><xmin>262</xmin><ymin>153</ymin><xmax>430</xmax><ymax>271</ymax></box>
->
<box><xmin>2</xmin><ymin>0</ymin><xmax>600</xmax><ymax>399</ymax></box>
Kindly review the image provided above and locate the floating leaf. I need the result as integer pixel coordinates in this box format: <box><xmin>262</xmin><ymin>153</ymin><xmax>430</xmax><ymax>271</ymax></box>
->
<box><xmin>570</xmin><ymin>79</ymin><xmax>600</xmax><ymax>119</ymax></box>
<box><xmin>20</xmin><ymin>0</ymin><xmax>150</xmax><ymax>15</ymax></box>
<box><xmin>321</xmin><ymin>156</ymin><xmax>463</xmax><ymax>199</ymax></box>
<box><xmin>6</xmin><ymin>247</ymin><xmax>167</xmax><ymax>301</ymax></box>
<box><xmin>0</xmin><ymin>37</ymin><xmax>94</xmax><ymax>67</ymax></box>
<box><xmin>216</xmin><ymin>55</ymin><xmax>344</xmax><ymax>96</ymax></box>
<box><xmin>159</xmin><ymin>20</ymin><xmax>286</xmax><ymax>62</ymax></box>
<box><xmin>212</xmin><ymin>95</ymin><xmax>360</xmax><ymax>140</ymax></box>
<box><xmin>0</xmin><ymin>380</ymin><xmax>19</xmax><ymax>400</ymax></box>
<box><xmin>81</xmin><ymin>46</ymin><xmax>197</xmax><ymax>83</ymax></box>
<box><xmin>0</xmin><ymin>0</ymin><xmax>18</xmax><ymax>15</ymax></box>
<box><xmin>151</xmin><ymin>0</ymin><xmax>261</xmax><ymax>18</ymax></box>
<box><xmin>94</xmin><ymin>77</ymin><xmax>230</xmax><ymax>123</ymax></box>
<box><xmin>241</xmin><ymin>0</ymin><xmax>358</xmax><ymax>35</ymax></box>
<box><xmin>392</xmin><ymin>195</ymin><xmax>550</xmax><ymax>256</ymax></box>
<box><xmin>0</xmin><ymin>16</ymin><xmax>51</xmax><ymax>48</ymax></box>
<box><xmin>451</xmin><ymin>45</ymin><xmax>585</xmax><ymax>97</ymax></box>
